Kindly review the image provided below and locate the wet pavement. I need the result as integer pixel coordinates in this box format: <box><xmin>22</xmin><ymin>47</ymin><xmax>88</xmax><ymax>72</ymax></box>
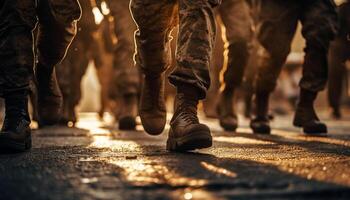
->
<box><xmin>1</xmin><ymin>112</ymin><xmax>350</xmax><ymax>200</ymax></box>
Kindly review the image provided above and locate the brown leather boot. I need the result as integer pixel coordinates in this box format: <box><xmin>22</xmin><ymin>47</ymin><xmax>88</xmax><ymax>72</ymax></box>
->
<box><xmin>250</xmin><ymin>92</ymin><xmax>271</xmax><ymax>134</ymax></box>
<box><xmin>36</xmin><ymin>63</ymin><xmax>63</xmax><ymax>127</ymax></box>
<box><xmin>217</xmin><ymin>89</ymin><xmax>238</xmax><ymax>131</ymax></box>
<box><xmin>293</xmin><ymin>89</ymin><xmax>327</xmax><ymax>135</ymax></box>
<box><xmin>167</xmin><ymin>86</ymin><xmax>212</xmax><ymax>151</ymax></box>
<box><xmin>139</xmin><ymin>74</ymin><xmax>166</xmax><ymax>135</ymax></box>
<box><xmin>0</xmin><ymin>92</ymin><xmax>31</xmax><ymax>152</ymax></box>
<box><xmin>119</xmin><ymin>93</ymin><xmax>138</xmax><ymax>130</ymax></box>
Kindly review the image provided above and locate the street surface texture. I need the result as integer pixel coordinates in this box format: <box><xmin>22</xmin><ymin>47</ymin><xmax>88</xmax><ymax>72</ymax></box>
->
<box><xmin>1</xmin><ymin>112</ymin><xmax>350</xmax><ymax>200</ymax></box>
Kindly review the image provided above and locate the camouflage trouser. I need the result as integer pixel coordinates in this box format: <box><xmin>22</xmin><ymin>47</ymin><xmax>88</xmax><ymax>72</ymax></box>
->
<box><xmin>56</xmin><ymin>31</ymin><xmax>94</xmax><ymax>108</ymax></box>
<box><xmin>130</xmin><ymin>0</ymin><xmax>220</xmax><ymax>99</ymax></box>
<box><xmin>328</xmin><ymin>39</ymin><xmax>350</xmax><ymax>110</ymax></box>
<box><xmin>0</xmin><ymin>0</ymin><xmax>81</xmax><ymax>96</ymax></box>
<box><xmin>56</xmin><ymin>0</ymin><xmax>97</xmax><ymax>108</ymax></box>
<box><xmin>256</xmin><ymin>0</ymin><xmax>338</xmax><ymax>93</ymax></box>
<box><xmin>218</xmin><ymin>0</ymin><xmax>253</xmax><ymax>91</ymax></box>
<box><xmin>107</xmin><ymin>0</ymin><xmax>140</xmax><ymax>98</ymax></box>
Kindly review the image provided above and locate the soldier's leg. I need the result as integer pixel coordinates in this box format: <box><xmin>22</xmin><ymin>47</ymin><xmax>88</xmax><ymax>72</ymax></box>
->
<box><xmin>131</xmin><ymin>0</ymin><xmax>177</xmax><ymax>135</ymax></box>
<box><xmin>108</xmin><ymin>1</ymin><xmax>140</xmax><ymax>130</ymax></box>
<box><xmin>71</xmin><ymin>51</ymin><xmax>90</xmax><ymax>125</ymax></box>
<box><xmin>202</xmin><ymin>19</ymin><xmax>223</xmax><ymax>118</ymax></box>
<box><xmin>35</xmin><ymin>0</ymin><xmax>81</xmax><ymax>126</ymax></box>
<box><xmin>216</xmin><ymin>0</ymin><xmax>253</xmax><ymax>131</ymax></box>
<box><xmin>56</xmin><ymin>37</ymin><xmax>89</xmax><ymax>126</ymax></box>
<box><xmin>293</xmin><ymin>0</ymin><xmax>338</xmax><ymax>134</ymax></box>
<box><xmin>56</xmin><ymin>48</ymin><xmax>74</xmax><ymax>126</ymax></box>
<box><xmin>0</xmin><ymin>0</ymin><xmax>37</xmax><ymax>151</ymax></box>
<box><xmin>253</xmin><ymin>0</ymin><xmax>299</xmax><ymax>134</ymax></box>
<box><xmin>328</xmin><ymin>42</ymin><xmax>348</xmax><ymax>119</ymax></box>
<box><xmin>93</xmin><ymin>24</ymin><xmax>114</xmax><ymax>119</ymax></box>
<box><xmin>166</xmin><ymin>0</ymin><xmax>218</xmax><ymax>151</ymax></box>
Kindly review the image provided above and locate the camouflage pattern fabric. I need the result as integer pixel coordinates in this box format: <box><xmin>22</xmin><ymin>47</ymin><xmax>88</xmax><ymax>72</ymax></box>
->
<box><xmin>217</xmin><ymin>0</ymin><xmax>253</xmax><ymax>90</ymax></box>
<box><xmin>256</xmin><ymin>0</ymin><xmax>338</xmax><ymax>93</ymax></box>
<box><xmin>328</xmin><ymin>1</ymin><xmax>350</xmax><ymax>111</ymax></box>
<box><xmin>56</xmin><ymin>0</ymin><xmax>98</xmax><ymax>108</ymax></box>
<box><xmin>130</xmin><ymin>0</ymin><xmax>220</xmax><ymax>99</ymax></box>
<box><xmin>106</xmin><ymin>0</ymin><xmax>140</xmax><ymax>98</ymax></box>
<box><xmin>0</xmin><ymin>0</ymin><xmax>81</xmax><ymax>96</ymax></box>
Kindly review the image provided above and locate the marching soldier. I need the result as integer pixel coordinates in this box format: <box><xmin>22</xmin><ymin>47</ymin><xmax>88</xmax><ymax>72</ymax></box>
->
<box><xmin>130</xmin><ymin>0</ymin><xmax>221</xmax><ymax>151</ymax></box>
<box><xmin>106</xmin><ymin>0</ymin><xmax>140</xmax><ymax>130</ymax></box>
<box><xmin>0</xmin><ymin>0</ymin><xmax>81</xmax><ymax>151</ymax></box>
<box><xmin>252</xmin><ymin>0</ymin><xmax>338</xmax><ymax>135</ymax></box>
<box><xmin>215</xmin><ymin>0</ymin><xmax>254</xmax><ymax>131</ymax></box>
<box><xmin>328</xmin><ymin>0</ymin><xmax>350</xmax><ymax>119</ymax></box>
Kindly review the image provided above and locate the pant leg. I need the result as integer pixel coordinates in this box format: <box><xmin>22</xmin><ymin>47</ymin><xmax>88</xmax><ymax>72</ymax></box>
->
<box><xmin>299</xmin><ymin>0</ymin><xmax>338</xmax><ymax>92</ymax></box>
<box><xmin>130</xmin><ymin>0</ymin><xmax>177</xmax><ymax>76</ymax></box>
<box><xmin>328</xmin><ymin>40</ymin><xmax>349</xmax><ymax>110</ymax></box>
<box><xmin>256</xmin><ymin>0</ymin><xmax>299</xmax><ymax>93</ymax></box>
<box><xmin>36</xmin><ymin>0</ymin><xmax>81</xmax><ymax>67</ymax></box>
<box><xmin>0</xmin><ymin>0</ymin><xmax>37</xmax><ymax>95</ymax></box>
<box><xmin>168</xmin><ymin>0</ymin><xmax>217</xmax><ymax>99</ymax></box>
<box><xmin>219</xmin><ymin>0</ymin><xmax>253</xmax><ymax>90</ymax></box>
<box><xmin>108</xmin><ymin>0</ymin><xmax>140</xmax><ymax>96</ymax></box>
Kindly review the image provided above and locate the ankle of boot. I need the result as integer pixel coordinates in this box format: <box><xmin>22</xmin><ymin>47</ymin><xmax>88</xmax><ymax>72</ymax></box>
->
<box><xmin>4</xmin><ymin>91</ymin><xmax>30</xmax><ymax>121</ymax></box>
<box><xmin>298</xmin><ymin>89</ymin><xmax>317</xmax><ymax>108</ymax></box>
<box><xmin>255</xmin><ymin>92</ymin><xmax>269</xmax><ymax>117</ymax></box>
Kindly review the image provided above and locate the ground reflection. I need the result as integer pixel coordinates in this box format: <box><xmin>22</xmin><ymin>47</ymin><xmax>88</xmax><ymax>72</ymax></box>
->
<box><xmin>72</xmin><ymin>113</ymin><xmax>350</xmax><ymax>199</ymax></box>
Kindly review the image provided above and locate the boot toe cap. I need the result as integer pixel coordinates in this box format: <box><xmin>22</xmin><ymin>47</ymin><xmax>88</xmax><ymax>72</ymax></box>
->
<box><xmin>303</xmin><ymin>121</ymin><xmax>328</xmax><ymax>135</ymax></box>
<box><xmin>140</xmin><ymin>115</ymin><xmax>166</xmax><ymax>135</ymax></box>
<box><xmin>219</xmin><ymin>118</ymin><xmax>238</xmax><ymax>132</ymax></box>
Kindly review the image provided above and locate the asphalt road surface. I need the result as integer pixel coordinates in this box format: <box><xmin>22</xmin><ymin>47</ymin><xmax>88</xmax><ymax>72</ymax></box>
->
<box><xmin>1</xmin><ymin>112</ymin><xmax>350</xmax><ymax>200</ymax></box>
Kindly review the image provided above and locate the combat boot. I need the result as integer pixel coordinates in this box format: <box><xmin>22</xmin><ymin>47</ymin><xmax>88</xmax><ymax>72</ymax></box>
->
<box><xmin>139</xmin><ymin>74</ymin><xmax>166</xmax><ymax>135</ymax></box>
<box><xmin>293</xmin><ymin>89</ymin><xmax>327</xmax><ymax>135</ymax></box>
<box><xmin>119</xmin><ymin>93</ymin><xmax>138</xmax><ymax>130</ymax></box>
<box><xmin>250</xmin><ymin>92</ymin><xmax>271</xmax><ymax>134</ymax></box>
<box><xmin>0</xmin><ymin>92</ymin><xmax>31</xmax><ymax>151</ymax></box>
<box><xmin>167</xmin><ymin>86</ymin><xmax>212</xmax><ymax>151</ymax></box>
<box><xmin>217</xmin><ymin>90</ymin><xmax>238</xmax><ymax>131</ymax></box>
<box><xmin>36</xmin><ymin>62</ymin><xmax>63</xmax><ymax>127</ymax></box>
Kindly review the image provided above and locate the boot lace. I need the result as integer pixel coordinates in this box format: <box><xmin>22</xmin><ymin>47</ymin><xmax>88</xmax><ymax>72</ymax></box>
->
<box><xmin>175</xmin><ymin>95</ymin><xmax>199</xmax><ymax>124</ymax></box>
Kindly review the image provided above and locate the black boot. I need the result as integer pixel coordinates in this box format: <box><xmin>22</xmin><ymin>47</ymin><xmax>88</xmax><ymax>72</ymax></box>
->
<box><xmin>0</xmin><ymin>92</ymin><xmax>31</xmax><ymax>152</ymax></box>
<box><xmin>167</xmin><ymin>86</ymin><xmax>212</xmax><ymax>151</ymax></box>
<box><xmin>119</xmin><ymin>93</ymin><xmax>138</xmax><ymax>130</ymax></box>
<box><xmin>36</xmin><ymin>62</ymin><xmax>63</xmax><ymax>127</ymax></box>
<box><xmin>139</xmin><ymin>74</ymin><xmax>166</xmax><ymax>135</ymax></box>
<box><xmin>293</xmin><ymin>89</ymin><xmax>327</xmax><ymax>135</ymax></box>
<box><xmin>217</xmin><ymin>89</ymin><xmax>238</xmax><ymax>131</ymax></box>
<box><xmin>250</xmin><ymin>92</ymin><xmax>271</xmax><ymax>134</ymax></box>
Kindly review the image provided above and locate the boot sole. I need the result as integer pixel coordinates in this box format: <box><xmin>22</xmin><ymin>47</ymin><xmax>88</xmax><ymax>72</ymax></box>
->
<box><xmin>220</xmin><ymin>122</ymin><xmax>237</xmax><ymax>132</ymax></box>
<box><xmin>0</xmin><ymin>136</ymin><xmax>32</xmax><ymax>152</ymax></box>
<box><xmin>294</xmin><ymin>120</ymin><xmax>328</xmax><ymax>136</ymax></box>
<box><xmin>166</xmin><ymin>131</ymin><xmax>212</xmax><ymax>152</ymax></box>
<box><xmin>302</xmin><ymin>127</ymin><xmax>328</xmax><ymax>137</ymax></box>
<box><xmin>251</xmin><ymin>126</ymin><xmax>271</xmax><ymax>135</ymax></box>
